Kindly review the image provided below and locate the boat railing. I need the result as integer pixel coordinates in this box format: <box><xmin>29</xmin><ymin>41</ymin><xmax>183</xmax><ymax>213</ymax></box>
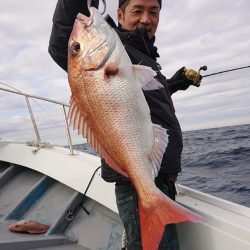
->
<box><xmin>0</xmin><ymin>86</ymin><xmax>75</xmax><ymax>155</ymax></box>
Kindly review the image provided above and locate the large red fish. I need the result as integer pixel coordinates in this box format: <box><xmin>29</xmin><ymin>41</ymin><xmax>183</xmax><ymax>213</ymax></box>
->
<box><xmin>67</xmin><ymin>7</ymin><xmax>203</xmax><ymax>250</ymax></box>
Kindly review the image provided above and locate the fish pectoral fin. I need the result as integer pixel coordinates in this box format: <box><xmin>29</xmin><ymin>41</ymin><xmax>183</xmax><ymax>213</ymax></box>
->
<box><xmin>149</xmin><ymin>124</ymin><xmax>169</xmax><ymax>176</ymax></box>
<box><xmin>132</xmin><ymin>65</ymin><xmax>164</xmax><ymax>90</ymax></box>
<box><xmin>104</xmin><ymin>63</ymin><xmax>119</xmax><ymax>80</ymax></box>
<box><xmin>139</xmin><ymin>192</ymin><xmax>205</xmax><ymax>250</ymax></box>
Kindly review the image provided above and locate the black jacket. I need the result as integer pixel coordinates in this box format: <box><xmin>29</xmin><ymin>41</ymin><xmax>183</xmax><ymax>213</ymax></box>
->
<box><xmin>48</xmin><ymin>0</ymin><xmax>183</xmax><ymax>182</ymax></box>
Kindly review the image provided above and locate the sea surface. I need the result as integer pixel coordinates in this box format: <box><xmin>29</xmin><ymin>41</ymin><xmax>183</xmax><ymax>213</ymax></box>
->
<box><xmin>73</xmin><ymin>123</ymin><xmax>250</xmax><ymax>207</ymax></box>
<box><xmin>179</xmin><ymin>123</ymin><xmax>250</xmax><ymax>207</ymax></box>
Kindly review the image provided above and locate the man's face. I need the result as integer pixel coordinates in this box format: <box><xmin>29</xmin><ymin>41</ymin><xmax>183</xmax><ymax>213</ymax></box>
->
<box><xmin>117</xmin><ymin>0</ymin><xmax>160</xmax><ymax>39</ymax></box>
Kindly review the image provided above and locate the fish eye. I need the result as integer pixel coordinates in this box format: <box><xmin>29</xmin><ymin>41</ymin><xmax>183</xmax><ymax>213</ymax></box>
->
<box><xmin>71</xmin><ymin>42</ymin><xmax>81</xmax><ymax>55</ymax></box>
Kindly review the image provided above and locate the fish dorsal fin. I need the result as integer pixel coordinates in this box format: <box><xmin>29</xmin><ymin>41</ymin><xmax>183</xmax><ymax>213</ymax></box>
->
<box><xmin>132</xmin><ymin>65</ymin><xmax>164</xmax><ymax>90</ymax></box>
<box><xmin>149</xmin><ymin>124</ymin><xmax>169</xmax><ymax>177</ymax></box>
<box><xmin>69</xmin><ymin>97</ymin><xmax>128</xmax><ymax>177</ymax></box>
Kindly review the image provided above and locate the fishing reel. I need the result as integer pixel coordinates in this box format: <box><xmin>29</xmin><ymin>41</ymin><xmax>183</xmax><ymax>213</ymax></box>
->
<box><xmin>183</xmin><ymin>66</ymin><xmax>207</xmax><ymax>87</ymax></box>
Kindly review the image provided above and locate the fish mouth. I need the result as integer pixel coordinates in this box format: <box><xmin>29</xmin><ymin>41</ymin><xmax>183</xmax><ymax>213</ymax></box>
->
<box><xmin>74</xmin><ymin>13</ymin><xmax>103</xmax><ymax>53</ymax></box>
<box><xmin>76</xmin><ymin>13</ymin><xmax>93</xmax><ymax>28</ymax></box>
<box><xmin>70</xmin><ymin>7</ymin><xmax>117</xmax><ymax>71</ymax></box>
<box><xmin>74</xmin><ymin>10</ymin><xmax>104</xmax><ymax>52</ymax></box>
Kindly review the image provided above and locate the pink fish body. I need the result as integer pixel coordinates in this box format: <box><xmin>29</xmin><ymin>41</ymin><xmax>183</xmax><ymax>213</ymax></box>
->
<box><xmin>9</xmin><ymin>220</ymin><xmax>50</xmax><ymax>234</ymax></box>
<box><xmin>68</xmin><ymin>7</ymin><xmax>203</xmax><ymax>250</ymax></box>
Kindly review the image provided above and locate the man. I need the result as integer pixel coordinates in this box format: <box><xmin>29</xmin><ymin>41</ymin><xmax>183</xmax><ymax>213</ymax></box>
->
<box><xmin>49</xmin><ymin>0</ymin><xmax>200</xmax><ymax>249</ymax></box>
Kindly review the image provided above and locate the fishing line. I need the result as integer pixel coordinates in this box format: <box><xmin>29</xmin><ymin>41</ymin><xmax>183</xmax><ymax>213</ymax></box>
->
<box><xmin>0</xmin><ymin>81</ymin><xmax>60</xmax><ymax>128</ymax></box>
<box><xmin>0</xmin><ymin>81</ymin><xmax>22</xmax><ymax>93</ymax></box>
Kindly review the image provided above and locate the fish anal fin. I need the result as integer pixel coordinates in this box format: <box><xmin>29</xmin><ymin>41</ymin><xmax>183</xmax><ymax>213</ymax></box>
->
<box><xmin>139</xmin><ymin>192</ymin><xmax>205</xmax><ymax>250</ymax></box>
<box><xmin>149</xmin><ymin>124</ymin><xmax>169</xmax><ymax>177</ymax></box>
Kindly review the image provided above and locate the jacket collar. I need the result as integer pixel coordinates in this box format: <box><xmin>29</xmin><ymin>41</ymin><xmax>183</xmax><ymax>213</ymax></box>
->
<box><xmin>104</xmin><ymin>14</ymin><xmax>160</xmax><ymax>60</ymax></box>
<box><xmin>116</xmin><ymin>27</ymin><xmax>160</xmax><ymax>61</ymax></box>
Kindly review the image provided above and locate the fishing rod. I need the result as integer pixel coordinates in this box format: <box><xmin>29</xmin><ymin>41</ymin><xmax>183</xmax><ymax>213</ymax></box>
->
<box><xmin>203</xmin><ymin>65</ymin><xmax>250</xmax><ymax>78</ymax></box>
<box><xmin>184</xmin><ymin>65</ymin><xmax>250</xmax><ymax>86</ymax></box>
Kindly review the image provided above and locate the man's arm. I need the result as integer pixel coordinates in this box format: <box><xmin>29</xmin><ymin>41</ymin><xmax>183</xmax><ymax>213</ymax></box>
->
<box><xmin>48</xmin><ymin>0</ymin><xmax>99</xmax><ymax>71</ymax></box>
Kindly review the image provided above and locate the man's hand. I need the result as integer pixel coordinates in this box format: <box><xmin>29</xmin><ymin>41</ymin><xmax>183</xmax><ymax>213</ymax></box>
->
<box><xmin>155</xmin><ymin>173</ymin><xmax>178</xmax><ymax>200</ymax></box>
<box><xmin>167</xmin><ymin>67</ymin><xmax>202</xmax><ymax>94</ymax></box>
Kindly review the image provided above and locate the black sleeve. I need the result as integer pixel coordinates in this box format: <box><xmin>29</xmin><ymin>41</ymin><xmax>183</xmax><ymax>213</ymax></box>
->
<box><xmin>166</xmin><ymin>79</ymin><xmax>178</xmax><ymax>95</ymax></box>
<box><xmin>48</xmin><ymin>0</ymin><xmax>99</xmax><ymax>72</ymax></box>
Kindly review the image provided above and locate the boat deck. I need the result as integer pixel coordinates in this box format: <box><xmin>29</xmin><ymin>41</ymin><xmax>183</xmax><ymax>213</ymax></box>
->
<box><xmin>0</xmin><ymin>160</ymin><xmax>123</xmax><ymax>250</ymax></box>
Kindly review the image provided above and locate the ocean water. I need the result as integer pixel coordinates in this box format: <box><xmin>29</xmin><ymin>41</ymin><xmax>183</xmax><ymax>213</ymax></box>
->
<box><xmin>74</xmin><ymin>123</ymin><xmax>250</xmax><ymax>207</ymax></box>
<box><xmin>179</xmin><ymin>123</ymin><xmax>250</xmax><ymax>207</ymax></box>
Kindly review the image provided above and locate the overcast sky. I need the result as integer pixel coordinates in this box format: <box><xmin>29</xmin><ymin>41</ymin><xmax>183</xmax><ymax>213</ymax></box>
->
<box><xmin>0</xmin><ymin>0</ymin><xmax>250</xmax><ymax>144</ymax></box>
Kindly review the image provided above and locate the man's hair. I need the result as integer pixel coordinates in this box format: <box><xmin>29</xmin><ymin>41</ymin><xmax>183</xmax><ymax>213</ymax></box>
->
<box><xmin>119</xmin><ymin>0</ymin><xmax>130</xmax><ymax>14</ymax></box>
<box><xmin>119</xmin><ymin>0</ymin><xmax>162</xmax><ymax>13</ymax></box>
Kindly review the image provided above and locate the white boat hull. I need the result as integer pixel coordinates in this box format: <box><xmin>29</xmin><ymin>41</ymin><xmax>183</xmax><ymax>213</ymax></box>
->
<box><xmin>0</xmin><ymin>141</ymin><xmax>249</xmax><ymax>249</ymax></box>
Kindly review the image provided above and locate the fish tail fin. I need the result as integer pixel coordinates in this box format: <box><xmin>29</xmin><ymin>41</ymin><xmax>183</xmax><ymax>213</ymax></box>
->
<box><xmin>139</xmin><ymin>192</ymin><xmax>204</xmax><ymax>250</ymax></box>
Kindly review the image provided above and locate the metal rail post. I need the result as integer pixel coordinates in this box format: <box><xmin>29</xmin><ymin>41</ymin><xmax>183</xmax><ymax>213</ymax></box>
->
<box><xmin>25</xmin><ymin>96</ymin><xmax>41</xmax><ymax>142</ymax></box>
<box><xmin>62</xmin><ymin>105</ymin><xmax>74</xmax><ymax>155</ymax></box>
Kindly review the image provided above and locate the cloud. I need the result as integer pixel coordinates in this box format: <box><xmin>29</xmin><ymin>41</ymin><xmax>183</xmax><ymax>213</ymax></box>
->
<box><xmin>155</xmin><ymin>0</ymin><xmax>250</xmax><ymax>130</ymax></box>
<box><xmin>0</xmin><ymin>0</ymin><xmax>250</xmax><ymax>144</ymax></box>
